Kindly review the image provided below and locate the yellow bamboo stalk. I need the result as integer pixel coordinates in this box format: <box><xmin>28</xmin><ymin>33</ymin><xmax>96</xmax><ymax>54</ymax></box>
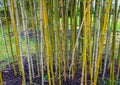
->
<box><xmin>0</xmin><ymin>71</ymin><xmax>3</xmax><ymax>85</ymax></box>
<box><xmin>87</xmin><ymin>0</ymin><xmax>92</xmax><ymax>84</ymax></box>
<box><xmin>9</xmin><ymin>0</ymin><xmax>25</xmax><ymax>84</ymax></box>
<box><xmin>43</xmin><ymin>0</ymin><xmax>52</xmax><ymax>85</ymax></box>
<box><xmin>47</xmin><ymin>1</ymin><xmax>55</xmax><ymax>85</ymax></box>
<box><xmin>93</xmin><ymin>0</ymin><xmax>112</xmax><ymax>85</ymax></box>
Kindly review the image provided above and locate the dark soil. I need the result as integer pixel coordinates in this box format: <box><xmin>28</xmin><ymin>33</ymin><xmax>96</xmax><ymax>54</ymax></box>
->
<box><xmin>1</xmin><ymin>56</ymin><xmax>120</xmax><ymax>85</ymax></box>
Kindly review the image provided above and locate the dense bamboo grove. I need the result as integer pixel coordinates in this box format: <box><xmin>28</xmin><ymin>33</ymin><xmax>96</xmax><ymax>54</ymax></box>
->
<box><xmin>0</xmin><ymin>0</ymin><xmax>120</xmax><ymax>85</ymax></box>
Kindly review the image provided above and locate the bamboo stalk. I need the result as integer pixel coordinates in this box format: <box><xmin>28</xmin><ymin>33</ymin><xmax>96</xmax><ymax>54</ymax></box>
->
<box><xmin>117</xmin><ymin>43</ymin><xmax>120</xmax><ymax>80</ymax></box>
<box><xmin>93</xmin><ymin>0</ymin><xmax>112</xmax><ymax>85</ymax></box>
<box><xmin>13</xmin><ymin>1</ymin><xmax>26</xmax><ymax>84</ymax></box>
<box><xmin>9</xmin><ymin>0</ymin><xmax>25</xmax><ymax>84</ymax></box>
<box><xmin>65</xmin><ymin>0</ymin><xmax>69</xmax><ymax>70</ymax></box>
<box><xmin>81</xmin><ymin>0</ymin><xmax>87</xmax><ymax>85</ymax></box>
<box><xmin>87</xmin><ymin>0</ymin><xmax>92</xmax><ymax>84</ymax></box>
<box><xmin>110</xmin><ymin>0</ymin><xmax>118</xmax><ymax>84</ymax></box>
<box><xmin>43</xmin><ymin>0</ymin><xmax>52</xmax><ymax>84</ymax></box>
<box><xmin>53</xmin><ymin>0</ymin><xmax>61</xmax><ymax>84</ymax></box>
<box><xmin>40</xmin><ymin>1</ymin><xmax>44</xmax><ymax>85</ymax></box>
<box><xmin>71</xmin><ymin>0</ymin><xmax>77</xmax><ymax>79</ymax></box>
<box><xmin>79</xmin><ymin>0</ymin><xmax>84</xmax><ymax>54</ymax></box>
<box><xmin>53</xmin><ymin>0</ymin><xmax>58</xmax><ymax>78</ymax></box>
<box><xmin>3</xmin><ymin>0</ymin><xmax>17</xmax><ymax>75</ymax></box>
<box><xmin>47</xmin><ymin>1</ymin><xmax>55</xmax><ymax>85</ymax></box>
<box><xmin>61</xmin><ymin>0</ymin><xmax>67</xmax><ymax>81</ymax></box>
<box><xmin>0</xmin><ymin>71</ymin><xmax>3</xmax><ymax>85</ymax></box>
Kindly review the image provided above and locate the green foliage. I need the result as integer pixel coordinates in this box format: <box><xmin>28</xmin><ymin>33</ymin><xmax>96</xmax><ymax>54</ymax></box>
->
<box><xmin>0</xmin><ymin>27</ymin><xmax>35</xmax><ymax>63</ymax></box>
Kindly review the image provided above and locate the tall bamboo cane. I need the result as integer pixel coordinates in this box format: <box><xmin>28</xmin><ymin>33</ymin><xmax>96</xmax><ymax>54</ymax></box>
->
<box><xmin>13</xmin><ymin>1</ymin><xmax>26</xmax><ymax>84</ymax></box>
<box><xmin>81</xmin><ymin>0</ymin><xmax>87</xmax><ymax>85</ymax></box>
<box><xmin>40</xmin><ymin>1</ymin><xmax>44</xmax><ymax>85</ymax></box>
<box><xmin>79</xmin><ymin>0</ymin><xmax>84</xmax><ymax>54</ymax></box>
<box><xmin>47</xmin><ymin>1</ymin><xmax>55</xmax><ymax>85</ymax></box>
<box><xmin>43</xmin><ymin>0</ymin><xmax>52</xmax><ymax>85</ymax></box>
<box><xmin>3</xmin><ymin>0</ymin><xmax>16</xmax><ymax>75</ymax></box>
<box><xmin>53</xmin><ymin>0</ymin><xmax>61</xmax><ymax>84</ymax></box>
<box><xmin>110</xmin><ymin>0</ymin><xmax>118</xmax><ymax>84</ymax></box>
<box><xmin>93</xmin><ymin>0</ymin><xmax>112</xmax><ymax>85</ymax></box>
<box><xmin>86</xmin><ymin>0</ymin><xmax>93</xmax><ymax>84</ymax></box>
<box><xmin>60</xmin><ymin>0</ymin><xmax>67</xmax><ymax>81</ymax></box>
<box><xmin>9</xmin><ymin>0</ymin><xmax>25</xmax><ymax>84</ymax></box>
<box><xmin>117</xmin><ymin>43</ymin><xmax>120</xmax><ymax>80</ymax></box>
<box><xmin>71</xmin><ymin>0</ymin><xmax>77</xmax><ymax>79</ymax></box>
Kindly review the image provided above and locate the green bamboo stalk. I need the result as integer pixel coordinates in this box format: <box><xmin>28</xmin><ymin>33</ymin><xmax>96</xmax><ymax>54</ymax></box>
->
<box><xmin>110</xmin><ymin>0</ymin><xmax>118</xmax><ymax>84</ymax></box>
<box><xmin>100</xmin><ymin>0</ymin><xmax>106</xmax><ymax>31</ymax></box>
<box><xmin>79</xmin><ymin>0</ymin><xmax>84</xmax><ymax>53</ymax></box>
<box><xmin>53</xmin><ymin>0</ymin><xmax>61</xmax><ymax>84</ymax></box>
<box><xmin>117</xmin><ymin>43</ymin><xmax>120</xmax><ymax>80</ymax></box>
<box><xmin>71</xmin><ymin>0</ymin><xmax>77</xmax><ymax>79</ymax></box>
<box><xmin>81</xmin><ymin>0</ymin><xmax>87</xmax><ymax>85</ymax></box>
<box><xmin>3</xmin><ymin>0</ymin><xmax>16</xmax><ymax>75</ymax></box>
<box><xmin>53</xmin><ymin>0</ymin><xmax>60</xmax><ymax>78</ymax></box>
